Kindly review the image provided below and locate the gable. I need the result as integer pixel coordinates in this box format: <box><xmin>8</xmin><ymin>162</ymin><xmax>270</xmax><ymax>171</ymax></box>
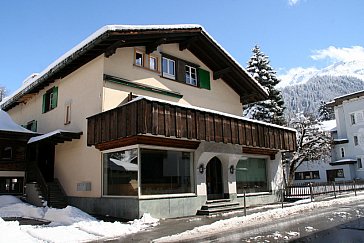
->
<box><xmin>0</xmin><ymin>25</ymin><xmax>267</xmax><ymax>111</ymax></box>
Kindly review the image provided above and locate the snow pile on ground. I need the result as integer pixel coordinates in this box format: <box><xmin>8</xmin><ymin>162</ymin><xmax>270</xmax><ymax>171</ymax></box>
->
<box><xmin>0</xmin><ymin>195</ymin><xmax>159</xmax><ymax>242</ymax></box>
<box><xmin>154</xmin><ymin>194</ymin><xmax>364</xmax><ymax>242</ymax></box>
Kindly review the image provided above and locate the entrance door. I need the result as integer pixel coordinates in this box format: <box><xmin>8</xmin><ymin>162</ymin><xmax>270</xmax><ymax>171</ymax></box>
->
<box><xmin>206</xmin><ymin>157</ymin><xmax>224</xmax><ymax>200</ymax></box>
<box><xmin>37</xmin><ymin>142</ymin><xmax>55</xmax><ymax>182</ymax></box>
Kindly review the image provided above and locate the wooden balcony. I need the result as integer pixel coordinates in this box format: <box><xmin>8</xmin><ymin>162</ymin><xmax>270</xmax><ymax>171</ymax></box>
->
<box><xmin>87</xmin><ymin>97</ymin><xmax>296</xmax><ymax>156</ymax></box>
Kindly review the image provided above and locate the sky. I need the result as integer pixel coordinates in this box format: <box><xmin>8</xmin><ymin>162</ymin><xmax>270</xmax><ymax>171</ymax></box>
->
<box><xmin>1</xmin><ymin>0</ymin><xmax>364</xmax><ymax>93</ymax></box>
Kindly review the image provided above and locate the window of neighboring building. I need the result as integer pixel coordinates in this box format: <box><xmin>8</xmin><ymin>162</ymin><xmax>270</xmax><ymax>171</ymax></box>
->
<box><xmin>340</xmin><ymin>147</ymin><xmax>345</xmax><ymax>158</ymax></box>
<box><xmin>162</xmin><ymin>57</ymin><xmax>176</xmax><ymax>79</ymax></box>
<box><xmin>358</xmin><ymin>158</ymin><xmax>363</xmax><ymax>169</ymax></box>
<box><xmin>351</xmin><ymin>113</ymin><xmax>356</xmax><ymax>125</ymax></box>
<box><xmin>149</xmin><ymin>56</ymin><xmax>158</xmax><ymax>71</ymax></box>
<box><xmin>1</xmin><ymin>147</ymin><xmax>12</xmax><ymax>160</ymax></box>
<box><xmin>140</xmin><ymin>148</ymin><xmax>194</xmax><ymax>195</ymax></box>
<box><xmin>295</xmin><ymin>171</ymin><xmax>320</xmax><ymax>180</ymax></box>
<box><xmin>185</xmin><ymin>65</ymin><xmax>197</xmax><ymax>86</ymax></box>
<box><xmin>327</xmin><ymin>169</ymin><xmax>344</xmax><ymax>178</ymax></box>
<box><xmin>26</xmin><ymin>120</ymin><xmax>37</xmax><ymax>132</ymax></box>
<box><xmin>135</xmin><ymin>50</ymin><xmax>144</xmax><ymax>67</ymax></box>
<box><xmin>103</xmin><ymin>148</ymin><xmax>138</xmax><ymax>196</ymax></box>
<box><xmin>42</xmin><ymin>86</ymin><xmax>58</xmax><ymax>113</ymax></box>
<box><xmin>236</xmin><ymin>157</ymin><xmax>267</xmax><ymax>194</ymax></box>
<box><xmin>354</xmin><ymin>136</ymin><xmax>359</xmax><ymax>146</ymax></box>
<box><xmin>0</xmin><ymin>177</ymin><xmax>23</xmax><ymax>194</ymax></box>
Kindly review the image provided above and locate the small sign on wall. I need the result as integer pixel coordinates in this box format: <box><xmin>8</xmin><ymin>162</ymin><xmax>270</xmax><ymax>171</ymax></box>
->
<box><xmin>77</xmin><ymin>182</ymin><xmax>91</xmax><ymax>191</ymax></box>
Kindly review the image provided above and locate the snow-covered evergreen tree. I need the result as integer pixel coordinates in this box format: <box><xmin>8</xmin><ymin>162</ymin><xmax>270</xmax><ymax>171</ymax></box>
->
<box><xmin>318</xmin><ymin>100</ymin><xmax>334</xmax><ymax>121</ymax></box>
<box><xmin>243</xmin><ymin>45</ymin><xmax>286</xmax><ymax>125</ymax></box>
<box><xmin>283</xmin><ymin>112</ymin><xmax>332</xmax><ymax>186</ymax></box>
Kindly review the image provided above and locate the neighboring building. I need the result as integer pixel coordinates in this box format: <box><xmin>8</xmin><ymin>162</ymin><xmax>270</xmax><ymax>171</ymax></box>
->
<box><xmin>326</xmin><ymin>90</ymin><xmax>364</xmax><ymax>181</ymax></box>
<box><xmin>0</xmin><ymin>25</ymin><xmax>296</xmax><ymax>219</ymax></box>
<box><xmin>0</xmin><ymin>110</ymin><xmax>35</xmax><ymax>195</ymax></box>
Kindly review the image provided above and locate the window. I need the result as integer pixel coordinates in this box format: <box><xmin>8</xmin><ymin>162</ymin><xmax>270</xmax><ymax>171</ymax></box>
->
<box><xmin>185</xmin><ymin>65</ymin><xmax>197</xmax><ymax>86</ymax></box>
<box><xmin>295</xmin><ymin>171</ymin><xmax>320</xmax><ymax>180</ymax></box>
<box><xmin>236</xmin><ymin>158</ymin><xmax>267</xmax><ymax>194</ymax></box>
<box><xmin>26</xmin><ymin>120</ymin><xmax>37</xmax><ymax>132</ymax></box>
<box><xmin>358</xmin><ymin>158</ymin><xmax>363</xmax><ymax>169</ymax></box>
<box><xmin>103</xmin><ymin>148</ymin><xmax>138</xmax><ymax>196</ymax></box>
<box><xmin>140</xmin><ymin>148</ymin><xmax>194</xmax><ymax>195</ymax></box>
<box><xmin>64</xmin><ymin>102</ymin><xmax>71</xmax><ymax>125</ymax></box>
<box><xmin>327</xmin><ymin>169</ymin><xmax>344</xmax><ymax>179</ymax></box>
<box><xmin>1</xmin><ymin>147</ymin><xmax>12</xmax><ymax>160</ymax></box>
<box><xmin>42</xmin><ymin>86</ymin><xmax>58</xmax><ymax>113</ymax></box>
<box><xmin>340</xmin><ymin>148</ymin><xmax>345</xmax><ymax>158</ymax></box>
<box><xmin>162</xmin><ymin>57</ymin><xmax>176</xmax><ymax>79</ymax></box>
<box><xmin>135</xmin><ymin>51</ymin><xmax>144</xmax><ymax>67</ymax></box>
<box><xmin>351</xmin><ymin>113</ymin><xmax>356</xmax><ymax>125</ymax></box>
<box><xmin>0</xmin><ymin>177</ymin><xmax>23</xmax><ymax>194</ymax></box>
<box><xmin>354</xmin><ymin>136</ymin><xmax>359</xmax><ymax>146</ymax></box>
<box><xmin>149</xmin><ymin>56</ymin><xmax>158</xmax><ymax>71</ymax></box>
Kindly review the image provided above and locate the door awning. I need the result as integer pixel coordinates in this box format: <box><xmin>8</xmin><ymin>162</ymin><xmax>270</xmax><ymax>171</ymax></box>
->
<box><xmin>28</xmin><ymin>129</ymin><xmax>82</xmax><ymax>145</ymax></box>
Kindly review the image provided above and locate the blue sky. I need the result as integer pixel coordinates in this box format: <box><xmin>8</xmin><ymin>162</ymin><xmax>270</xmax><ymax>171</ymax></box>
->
<box><xmin>1</xmin><ymin>0</ymin><xmax>364</xmax><ymax>92</ymax></box>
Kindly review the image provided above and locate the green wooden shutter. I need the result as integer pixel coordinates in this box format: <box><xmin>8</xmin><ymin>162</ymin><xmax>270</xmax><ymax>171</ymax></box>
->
<box><xmin>51</xmin><ymin>86</ymin><xmax>58</xmax><ymax>109</ymax></box>
<box><xmin>198</xmin><ymin>68</ymin><xmax>211</xmax><ymax>90</ymax></box>
<box><xmin>42</xmin><ymin>93</ymin><xmax>47</xmax><ymax>113</ymax></box>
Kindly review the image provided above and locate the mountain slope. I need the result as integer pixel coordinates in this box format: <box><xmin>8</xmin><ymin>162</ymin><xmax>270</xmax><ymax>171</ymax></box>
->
<box><xmin>280</xmin><ymin>75</ymin><xmax>364</xmax><ymax>116</ymax></box>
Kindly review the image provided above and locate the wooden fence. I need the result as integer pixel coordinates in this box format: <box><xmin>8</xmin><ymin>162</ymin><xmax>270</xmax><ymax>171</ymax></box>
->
<box><xmin>284</xmin><ymin>180</ymin><xmax>364</xmax><ymax>200</ymax></box>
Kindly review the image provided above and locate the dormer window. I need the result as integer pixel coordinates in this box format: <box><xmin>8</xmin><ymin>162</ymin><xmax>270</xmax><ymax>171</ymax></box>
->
<box><xmin>135</xmin><ymin>50</ymin><xmax>144</xmax><ymax>67</ymax></box>
<box><xmin>162</xmin><ymin>57</ymin><xmax>176</xmax><ymax>79</ymax></box>
<box><xmin>149</xmin><ymin>56</ymin><xmax>158</xmax><ymax>71</ymax></box>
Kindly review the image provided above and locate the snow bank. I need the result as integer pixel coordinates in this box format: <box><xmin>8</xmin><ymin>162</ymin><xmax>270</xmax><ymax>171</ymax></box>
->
<box><xmin>0</xmin><ymin>195</ymin><xmax>159</xmax><ymax>242</ymax></box>
<box><xmin>0</xmin><ymin>195</ymin><xmax>22</xmax><ymax>207</ymax></box>
<box><xmin>44</xmin><ymin>206</ymin><xmax>96</xmax><ymax>226</ymax></box>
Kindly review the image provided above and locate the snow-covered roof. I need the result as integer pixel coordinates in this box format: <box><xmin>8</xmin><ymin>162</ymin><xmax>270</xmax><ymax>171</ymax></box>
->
<box><xmin>28</xmin><ymin>129</ymin><xmax>82</xmax><ymax>144</ymax></box>
<box><xmin>0</xmin><ymin>110</ymin><xmax>34</xmax><ymax>134</ymax></box>
<box><xmin>0</xmin><ymin>24</ymin><xmax>267</xmax><ymax>111</ymax></box>
<box><xmin>320</xmin><ymin>120</ymin><xmax>337</xmax><ymax>132</ymax></box>
<box><xmin>330</xmin><ymin>158</ymin><xmax>357</xmax><ymax>166</ymax></box>
<box><xmin>127</xmin><ymin>95</ymin><xmax>296</xmax><ymax>132</ymax></box>
<box><xmin>327</xmin><ymin>89</ymin><xmax>364</xmax><ymax>107</ymax></box>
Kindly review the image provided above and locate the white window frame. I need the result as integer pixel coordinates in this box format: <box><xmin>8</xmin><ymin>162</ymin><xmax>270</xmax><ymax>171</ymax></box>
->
<box><xmin>162</xmin><ymin>57</ymin><xmax>176</xmax><ymax>80</ymax></box>
<box><xmin>185</xmin><ymin>65</ymin><xmax>197</xmax><ymax>86</ymax></box>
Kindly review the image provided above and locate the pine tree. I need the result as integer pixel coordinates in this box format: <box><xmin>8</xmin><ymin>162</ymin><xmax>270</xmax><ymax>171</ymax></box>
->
<box><xmin>243</xmin><ymin>45</ymin><xmax>286</xmax><ymax>125</ymax></box>
<box><xmin>318</xmin><ymin>100</ymin><xmax>334</xmax><ymax>121</ymax></box>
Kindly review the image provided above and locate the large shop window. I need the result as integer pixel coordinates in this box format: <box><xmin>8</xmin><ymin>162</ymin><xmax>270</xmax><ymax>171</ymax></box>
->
<box><xmin>103</xmin><ymin>148</ymin><xmax>138</xmax><ymax>196</ymax></box>
<box><xmin>140</xmin><ymin>149</ymin><xmax>194</xmax><ymax>195</ymax></box>
<box><xmin>236</xmin><ymin>158</ymin><xmax>268</xmax><ymax>194</ymax></box>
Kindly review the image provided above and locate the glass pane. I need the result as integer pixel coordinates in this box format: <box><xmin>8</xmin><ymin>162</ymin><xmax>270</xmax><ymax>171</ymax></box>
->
<box><xmin>150</xmin><ymin>57</ymin><xmax>157</xmax><ymax>70</ymax></box>
<box><xmin>140</xmin><ymin>149</ymin><xmax>193</xmax><ymax>195</ymax></box>
<box><xmin>236</xmin><ymin>158</ymin><xmax>267</xmax><ymax>193</ymax></box>
<box><xmin>103</xmin><ymin>148</ymin><xmax>138</xmax><ymax>196</ymax></box>
<box><xmin>135</xmin><ymin>52</ymin><xmax>143</xmax><ymax>66</ymax></box>
<box><xmin>169</xmin><ymin>60</ymin><xmax>175</xmax><ymax>75</ymax></box>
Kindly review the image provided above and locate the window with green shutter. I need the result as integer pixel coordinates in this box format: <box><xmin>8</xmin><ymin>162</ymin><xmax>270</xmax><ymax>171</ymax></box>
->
<box><xmin>198</xmin><ymin>68</ymin><xmax>211</xmax><ymax>90</ymax></box>
<box><xmin>42</xmin><ymin>86</ymin><xmax>58</xmax><ymax>113</ymax></box>
<box><xmin>26</xmin><ymin>120</ymin><xmax>37</xmax><ymax>132</ymax></box>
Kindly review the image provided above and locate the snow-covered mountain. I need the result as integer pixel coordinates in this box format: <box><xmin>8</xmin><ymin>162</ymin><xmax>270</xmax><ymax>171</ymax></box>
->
<box><xmin>281</xmin><ymin>75</ymin><xmax>364</xmax><ymax>117</ymax></box>
<box><xmin>278</xmin><ymin>60</ymin><xmax>364</xmax><ymax>88</ymax></box>
<box><xmin>278</xmin><ymin>60</ymin><xmax>364</xmax><ymax>117</ymax></box>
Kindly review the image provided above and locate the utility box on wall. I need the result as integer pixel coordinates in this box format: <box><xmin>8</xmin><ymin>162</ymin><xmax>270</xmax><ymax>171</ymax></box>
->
<box><xmin>77</xmin><ymin>182</ymin><xmax>91</xmax><ymax>191</ymax></box>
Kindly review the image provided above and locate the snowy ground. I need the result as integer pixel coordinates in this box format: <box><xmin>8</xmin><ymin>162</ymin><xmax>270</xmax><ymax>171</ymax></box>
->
<box><xmin>154</xmin><ymin>193</ymin><xmax>364</xmax><ymax>242</ymax></box>
<box><xmin>0</xmin><ymin>196</ymin><xmax>159</xmax><ymax>242</ymax></box>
